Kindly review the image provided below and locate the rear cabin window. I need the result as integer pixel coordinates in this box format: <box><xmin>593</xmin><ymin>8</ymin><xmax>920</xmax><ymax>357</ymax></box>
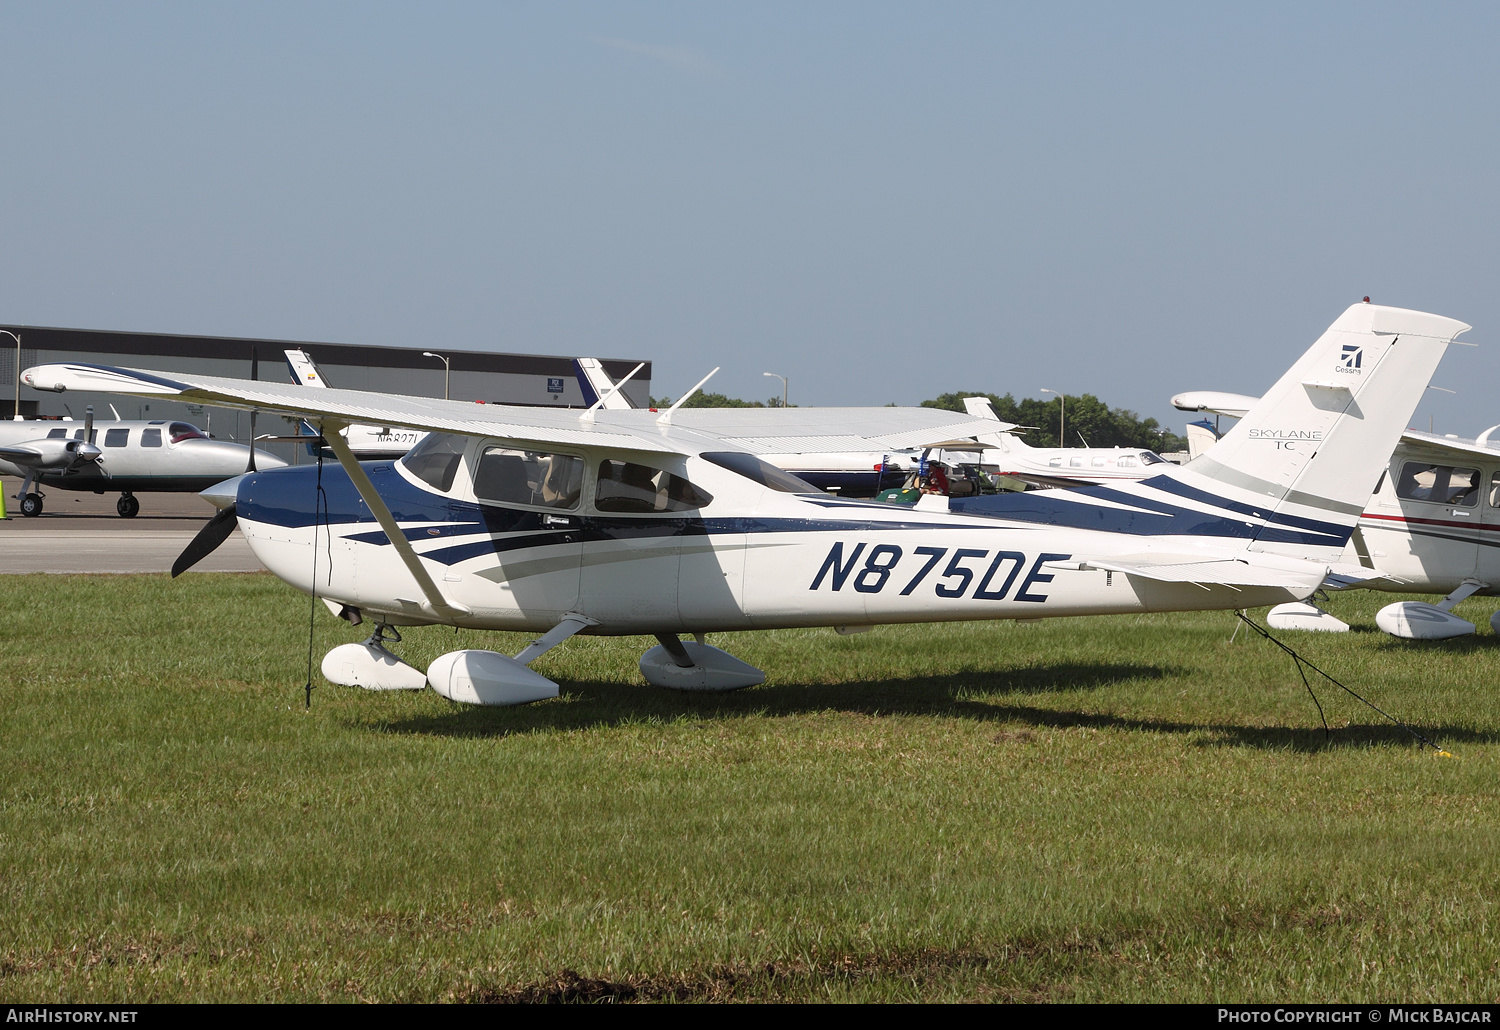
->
<box><xmin>140</xmin><ymin>429</ymin><xmax>162</xmax><ymax>447</ymax></box>
<box><xmin>473</xmin><ymin>446</ymin><xmax>583</xmax><ymax>509</ymax></box>
<box><xmin>104</xmin><ymin>428</ymin><xmax>129</xmax><ymax>447</ymax></box>
<box><xmin>596</xmin><ymin>460</ymin><xmax>713</xmax><ymax>513</ymax></box>
<box><xmin>1395</xmin><ymin>462</ymin><xmax>1480</xmax><ymax>506</ymax></box>
<box><xmin>169</xmin><ymin>422</ymin><xmax>207</xmax><ymax>444</ymax></box>
<box><xmin>699</xmin><ymin>452</ymin><xmax>818</xmax><ymax>493</ymax></box>
<box><xmin>401</xmin><ymin>433</ymin><xmax>466</xmax><ymax>492</ymax></box>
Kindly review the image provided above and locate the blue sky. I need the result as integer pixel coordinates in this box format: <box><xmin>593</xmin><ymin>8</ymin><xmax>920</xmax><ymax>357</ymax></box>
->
<box><xmin>3</xmin><ymin>2</ymin><xmax>1498</xmax><ymax>433</ymax></box>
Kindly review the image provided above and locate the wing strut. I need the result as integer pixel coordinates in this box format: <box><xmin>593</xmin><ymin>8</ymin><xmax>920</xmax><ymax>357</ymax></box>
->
<box><xmin>320</xmin><ymin>421</ymin><xmax>471</xmax><ymax>619</ymax></box>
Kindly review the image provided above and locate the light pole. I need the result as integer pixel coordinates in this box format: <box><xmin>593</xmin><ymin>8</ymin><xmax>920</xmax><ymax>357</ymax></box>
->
<box><xmin>1040</xmin><ymin>388</ymin><xmax>1065</xmax><ymax>447</ymax></box>
<box><xmin>422</xmin><ymin>351</ymin><xmax>451</xmax><ymax>400</ymax></box>
<box><xmin>1</xmin><ymin>330</ymin><xmax>21</xmax><ymax>421</ymax></box>
<box><xmin>763</xmin><ymin>371</ymin><xmax>787</xmax><ymax>408</ymax></box>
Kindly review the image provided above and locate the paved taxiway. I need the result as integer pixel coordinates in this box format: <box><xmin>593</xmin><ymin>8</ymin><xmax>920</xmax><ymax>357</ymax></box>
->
<box><xmin>0</xmin><ymin>477</ymin><xmax>265</xmax><ymax>574</ymax></box>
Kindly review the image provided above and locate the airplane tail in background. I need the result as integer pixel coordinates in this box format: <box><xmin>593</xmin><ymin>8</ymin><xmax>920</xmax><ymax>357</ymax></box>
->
<box><xmin>1184</xmin><ymin>420</ymin><xmax>1219</xmax><ymax>459</ymax></box>
<box><xmin>573</xmin><ymin>358</ymin><xmax>636</xmax><ymax>410</ymax></box>
<box><xmin>959</xmin><ymin>396</ymin><xmax>1025</xmax><ymax>451</ymax></box>
<box><xmin>285</xmin><ymin>349</ymin><xmax>327</xmax><ymax>389</ymax></box>
<box><xmin>1173</xmin><ymin>302</ymin><xmax>1470</xmax><ymax>559</ymax></box>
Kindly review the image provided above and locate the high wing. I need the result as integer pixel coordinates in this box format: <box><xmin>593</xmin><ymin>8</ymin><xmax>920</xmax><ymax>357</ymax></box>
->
<box><xmin>21</xmin><ymin>363</ymin><xmax>1005</xmax><ymax>456</ymax></box>
<box><xmin>1398</xmin><ymin>429</ymin><xmax>1500</xmax><ymax>461</ymax></box>
<box><xmin>657</xmin><ymin>406</ymin><xmax>1009</xmax><ymax>454</ymax></box>
<box><xmin>22</xmin><ymin>363</ymin><xmax>679</xmax><ymax>455</ymax></box>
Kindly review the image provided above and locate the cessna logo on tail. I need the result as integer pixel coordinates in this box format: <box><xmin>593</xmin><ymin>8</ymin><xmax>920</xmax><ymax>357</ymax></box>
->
<box><xmin>1339</xmin><ymin>344</ymin><xmax>1363</xmax><ymax>373</ymax></box>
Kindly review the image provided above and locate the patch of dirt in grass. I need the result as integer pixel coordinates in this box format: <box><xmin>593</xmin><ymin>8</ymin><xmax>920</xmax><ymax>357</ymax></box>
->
<box><xmin>458</xmin><ymin>935</ymin><xmax>1166</xmax><ymax>1003</ymax></box>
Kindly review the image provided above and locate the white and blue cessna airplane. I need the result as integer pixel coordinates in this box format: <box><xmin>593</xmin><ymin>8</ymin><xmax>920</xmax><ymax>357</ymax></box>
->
<box><xmin>22</xmin><ymin>302</ymin><xmax>1467</xmax><ymax>704</ymax></box>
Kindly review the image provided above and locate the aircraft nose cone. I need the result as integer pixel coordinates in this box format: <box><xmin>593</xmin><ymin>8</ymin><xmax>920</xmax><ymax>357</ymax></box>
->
<box><xmin>200</xmin><ymin>474</ymin><xmax>245</xmax><ymax>510</ymax></box>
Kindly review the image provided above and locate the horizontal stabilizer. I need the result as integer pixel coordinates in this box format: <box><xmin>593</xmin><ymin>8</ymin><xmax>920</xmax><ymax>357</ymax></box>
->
<box><xmin>1048</xmin><ymin>554</ymin><xmax>1327</xmax><ymax>591</ymax></box>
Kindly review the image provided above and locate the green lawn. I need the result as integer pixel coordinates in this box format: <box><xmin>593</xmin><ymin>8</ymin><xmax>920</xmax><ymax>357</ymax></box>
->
<box><xmin>3</xmin><ymin>573</ymin><xmax>1498</xmax><ymax>1002</ymax></box>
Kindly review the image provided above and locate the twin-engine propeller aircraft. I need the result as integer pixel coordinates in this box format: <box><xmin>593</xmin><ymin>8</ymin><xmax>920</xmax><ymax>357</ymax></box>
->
<box><xmin>1173</xmin><ymin>390</ymin><xmax>1500</xmax><ymax>640</ymax></box>
<box><xmin>0</xmin><ymin>403</ymin><xmax>283</xmax><ymax>517</ymax></box>
<box><xmin>24</xmin><ymin>302</ymin><xmax>1466</xmax><ymax>704</ymax></box>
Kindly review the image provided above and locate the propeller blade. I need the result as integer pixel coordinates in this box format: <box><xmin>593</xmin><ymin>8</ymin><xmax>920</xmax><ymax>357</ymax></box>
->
<box><xmin>84</xmin><ymin>405</ymin><xmax>93</xmax><ymax>442</ymax></box>
<box><xmin>172</xmin><ymin>505</ymin><xmax>238</xmax><ymax>578</ymax></box>
<box><xmin>247</xmin><ymin>411</ymin><xmax>257</xmax><ymax>472</ymax></box>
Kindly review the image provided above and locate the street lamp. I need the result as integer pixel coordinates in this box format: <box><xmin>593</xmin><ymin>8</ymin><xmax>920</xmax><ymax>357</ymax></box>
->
<box><xmin>763</xmin><ymin>371</ymin><xmax>787</xmax><ymax>408</ymax></box>
<box><xmin>422</xmin><ymin>351</ymin><xmax>451</xmax><ymax>400</ymax></box>
<box><xmin>1</xmin><ymin>330</ymin><xmax>21</xmax><ymax>421</ymax></box>
<box><xmin>1040</xmin><ymin>388</ymin><xmax>1065</xmax><ymax>447</ymax></box>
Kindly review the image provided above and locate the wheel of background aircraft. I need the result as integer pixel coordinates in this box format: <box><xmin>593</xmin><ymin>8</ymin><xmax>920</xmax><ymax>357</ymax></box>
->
<box><xmin>20</xmin><ymin>493</ymin><xmax>42</xmax><ymax>517</ymax></box>
<box><xmin>116</xmin><ymin>494</ymin><xmax>139</xmax><ymax>518</ymax></box>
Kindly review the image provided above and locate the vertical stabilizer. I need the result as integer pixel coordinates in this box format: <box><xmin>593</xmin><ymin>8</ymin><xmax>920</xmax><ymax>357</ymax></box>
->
<box><xmin>960</xmin><ymin>396</ymin><xmax>1025</xmax><ymax>452</ymax></box>
<box><xmin>285</xmin><ymin>349</ymin><xmax>328</xmax><ymax>389</ymax></box>
<box><xmin>573</xmin><ymin>358</ymin><xmax>635</xmax><ymax>410</ymax></box>
<box><xmin>1177</xmin><ymin>302</ymin><xmax>1469</xmax><ymax>559</ymax></box>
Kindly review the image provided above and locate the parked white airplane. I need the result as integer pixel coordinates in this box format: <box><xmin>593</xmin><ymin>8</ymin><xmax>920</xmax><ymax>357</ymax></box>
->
<box><xmin>1173</xmin><ymin>389</ymin><xmax>1500</xmax><ymax>639</ymax></box>
<box><xmin>0</xmin><ymin>404</ymin><xmax>283</xmax><ymax>517</ymax></box>
<box><xmin>24</xmin><ymin>302</ymin><xmax>1465</xmax><ymax>703</ymax></box>
<box><xmin>957</xmin><ymin>397</ymin><xmax>1175</xmax><ymax>488</ymax></box>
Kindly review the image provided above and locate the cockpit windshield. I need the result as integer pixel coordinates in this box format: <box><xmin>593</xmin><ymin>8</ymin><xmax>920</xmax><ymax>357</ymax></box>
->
<box><xmin>169</xmin><ymin>422</ymin><xmax>208</xmax><ymax>444</ymax></box>
<box><xmin>1139</xmin><ymin>452</ymin><xmax>1168</xmax><ymax>465</ymax></box>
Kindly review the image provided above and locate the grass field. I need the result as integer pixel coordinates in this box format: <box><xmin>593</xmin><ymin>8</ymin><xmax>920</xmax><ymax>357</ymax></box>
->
<box><xmin>4</xmin><ymin>572</ymin><xmax>1500</xmax><ymax>1002</ymax></box>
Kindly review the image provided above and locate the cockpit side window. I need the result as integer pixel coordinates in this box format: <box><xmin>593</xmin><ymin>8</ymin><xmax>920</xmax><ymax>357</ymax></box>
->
<box><xmin>169</xmin><ymin>422</ymin><xmax>207</xmax><ymax>444</ymax></box>
<box><xmin>47</xmin><ymin>428</ymin><xmax>66</xmax><ymax>439</ymax></box>
<box><xmin>1488</xmin><ymin>472</ymin><xmax>1500</xmax><ymax>509</ymax></box>
<box><xmin>401</xmin><ymin>433</ymin><xmax>466</xmax><ymax>492</ymax></box>
<box><xmin>1396</xmin><ymin>462</ymin><xmax>1479</xmax><ymax>506</ymax></box>
<box><xmin>141</xmin><ymin>429</ymin><xmax>162</xmax><ymax>447</ymax></box>
<box><xmin>473</xmin><ymin>446</ymin><xmax>583</xmax><ymax>509</ymax></box>
<box><xmin>596</xmin><ymin>460</ymin><xmax>712</xmax><ymax>513</ymax></box>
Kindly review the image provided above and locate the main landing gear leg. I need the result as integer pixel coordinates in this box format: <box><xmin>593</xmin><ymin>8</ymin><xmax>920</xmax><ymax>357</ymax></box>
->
<box><xmin>426</xmin><ymin>613</ymin><xmax>600</xmax><ymax>707</ymax></box>
<box><xmin>639</xmin><ymin>633</ymin><xmax>765</xmax><ymax>691</ymax></box>
<box><xmin>116</xmin><ymin>493</ymin><xmax>140</xmax><ymax>518</ymax></box>
<box><xmin>17</xmin><ymin>471</ymin><xmax>42</xmax><ymax>517</ymax></box>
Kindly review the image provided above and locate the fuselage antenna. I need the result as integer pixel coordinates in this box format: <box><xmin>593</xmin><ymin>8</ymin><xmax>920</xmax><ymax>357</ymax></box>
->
<box><xmin>579</xmin><ymin>362</ymin><xmax>646</xmax><ymax>422</ymax></box>
<box><xmin>656</xmin><ymin>368</ymin><xmax>720</xmax><ymax>425</ymax></box>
